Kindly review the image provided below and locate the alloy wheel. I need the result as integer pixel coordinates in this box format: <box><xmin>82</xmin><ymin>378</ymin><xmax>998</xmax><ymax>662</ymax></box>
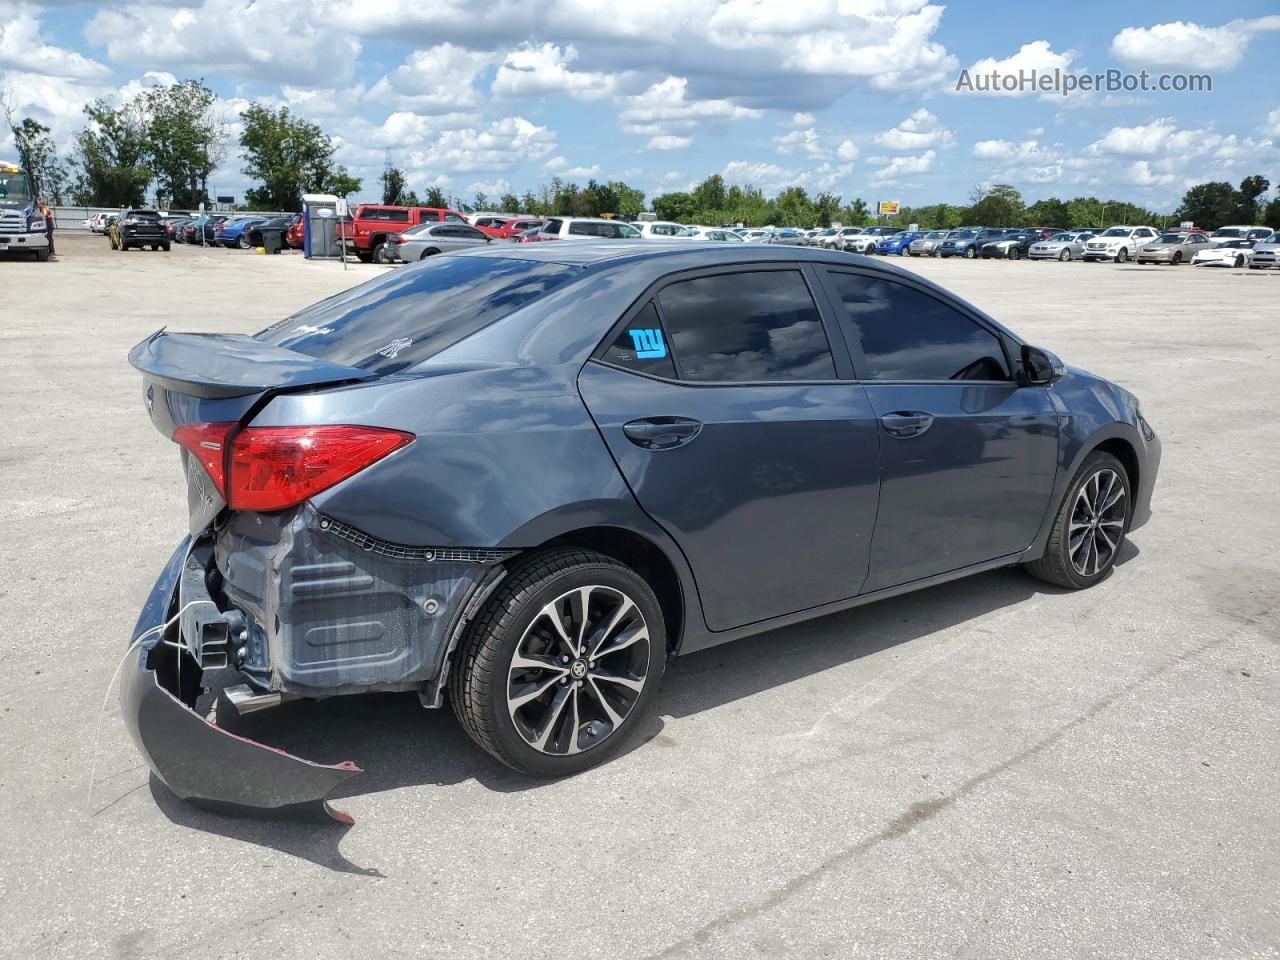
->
<box><xmin>1059</xmin><ymin>248</ymin><xmax>1070</xmax><ymax>261</ymax></box>
<box><xmin>1069</xmin><ymin>468</ymin><xmax>1127</xmax><ymax>576</ymax></box>
<box><xmin>506</xmin><ymin>585</ymin><xmax>650</xmax><ymax>756</ymax></box>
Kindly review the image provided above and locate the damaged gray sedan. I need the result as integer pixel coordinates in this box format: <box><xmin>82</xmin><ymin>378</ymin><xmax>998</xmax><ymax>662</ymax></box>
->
<box><xmin>124</xmin><ymin>242</ymin><xmax>1159</xmax><ymax>820</ymax></box>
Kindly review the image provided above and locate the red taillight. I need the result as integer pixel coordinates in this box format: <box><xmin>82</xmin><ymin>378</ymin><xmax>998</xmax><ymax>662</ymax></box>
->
<box><xmin>173</xmin><ymin>424</ymin><xmax>412</xmax><ymax>512</ymax></box>
<box><xmin>228</xmin><ymin>426</ymin><xmax>414</xmax><ymax>511</ymax></box>
<box><xmin>173</xmin><ymin>422</ymin><xmax>235</xmax><ymax>496</ymax></box>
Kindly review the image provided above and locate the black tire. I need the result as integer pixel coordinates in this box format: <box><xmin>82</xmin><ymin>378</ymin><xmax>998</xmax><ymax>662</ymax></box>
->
<box><xmin>1171</xmin><ymin>252</ymin><xmax>1182</xmax><ymax>265</ymax></box>
<box><xmin>1026</xmin><ymin>451</ymin><xmax>1131</xmax><ymax>590</ymax></box>
<box><xmin>238</xmin><ymin>233</ymin><xmax>251</xmax><ymax>249</ymax></box>
<box><xmin>963</xmin><ymin>246</ymin><xmax>975</xmax><ymax>259</ymax></box>
<box><xmin>450</xmin><ymin>548</ymin><xmax>667</xmax><ymax>777</ymax></box>
<box><xmin>34</xmin><ymin>249</ymin><xmax>49</xmax><ymax>262</ymax></box>
<box><xmin>1116</xmin><ymin>248</ymin><xmax>1128</xmax><ymax>263</ymax></box>
<box><xmin>162</xmin><ymin>243</ymin><xmax>171</xmax><ymax>252</ymax></box>
<box><xmin>355</xmin><ymin>249</ymin><xmax>374</xmax><ymax>263</ymax></box>
<box><xmin>372</xmin><ymin>241</ymin><xmax>397</xmax><ymax>264</ymax></box>
<box><xmin>1009</xmin><ymin>248</ymin><xmax>1020</xmax><ymax>261</ymax></box>
<box><xmin>1059</xmin><ymin>248</ymin><xmax>1070</xmax><ymax>261</ymax></box>
<box><xmin>1234</xmin><ymin>255</ymin><xmax>1244</xmax><ymax>268</ymax></box>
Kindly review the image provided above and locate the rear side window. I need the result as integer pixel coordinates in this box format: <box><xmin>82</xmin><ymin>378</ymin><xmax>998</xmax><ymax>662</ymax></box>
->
<box><xmin>657</xmin><ymin>271</ymin><xmax>836</xmax><ymax>382</ymax></box>
<box><xmin>259</xmin><ymin>257</ymin><xmax>579</xmax><ymax>374</ymax></box>
<box><xmin>823</xmin><ymin>271</ymin><xmax>1010</xmax><ymax>382</ymax></box>
<box><xmin>603</xmin><ymin>302</ymin><xmax>677</xmax><ymax>379</ymax></box>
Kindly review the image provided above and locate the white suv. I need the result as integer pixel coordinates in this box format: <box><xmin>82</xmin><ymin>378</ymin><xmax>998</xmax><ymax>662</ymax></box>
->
<box><xmin>534</xmin><ymin>217</ymin><xmax>642</xmax><ymax>241</ymax></box>
<box><xmin>1082</xmin><ymin>225</ymin><xmax>1158</xmax><ymax>263</ymax></box>
<box><xmin>1206</xmin><ymin>225</ymin><xmax>1273</xmax><ymax>246</ymax></box>
<box><xmin>634</xmin><ymin>220</ymin><xmax>686</xmax><ymax>238</ymax></box>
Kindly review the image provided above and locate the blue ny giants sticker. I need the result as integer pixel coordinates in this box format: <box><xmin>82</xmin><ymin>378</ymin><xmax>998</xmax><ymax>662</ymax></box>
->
<box><xmin>628</xmin><ymin>328</ymin><xmax>667</xmax><ymax>359</ymax></box>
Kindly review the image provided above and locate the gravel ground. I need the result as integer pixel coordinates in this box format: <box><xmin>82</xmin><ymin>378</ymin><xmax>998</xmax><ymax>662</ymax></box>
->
<box><xmin>1</xmin><ymin>231</ymin><xmax>1277</xmax><ymax>959</ymax></box>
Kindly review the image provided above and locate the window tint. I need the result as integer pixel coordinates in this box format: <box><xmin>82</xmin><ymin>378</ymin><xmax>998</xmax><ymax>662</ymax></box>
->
<box><xmin>259</xmin><ymin>257</ymin><xmax>578</xmax><ymax>375</ymax></box>
<box><xmin>651</xmin><ymin>224</ymin><xmax>680</xmax><ymax>236</ymax></box>
<box><xmin>657</xmin><ymin>271</ymin><xmax>836</xmax><ymax>382</ymax></box>
<box><xmin>543</xmin><ymin>219</ymin><xmax>563</xmax><ymax>235</ymax></box>
<box><xmin>443</xmin><ymin>212</ymin><xmax>464</xmax><ymax>222</ymax></box>
<box><xmin>824</xmin><ymin>272</ymin><xmax>1010</xmax><ymax>382</ymax></box>
<box><xmin>602</xmin><ymin>302</ymin><xmax>677</xmax><ymax>379</ymax></box>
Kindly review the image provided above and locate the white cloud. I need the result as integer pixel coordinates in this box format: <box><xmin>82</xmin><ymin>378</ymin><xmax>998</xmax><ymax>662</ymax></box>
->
<box><xmin>1260</xmin><ymin>108</ymin><xmax>1280</xmax><ymax>137</ymax></box>
<box><xmin>836</xmin><ymin>139</ymin><xmax>859</xmax><ymax>162</ymax></box>
<box><xmin>774</xmin><ymin>126</ymin><xmax>824</xmax><ymax>158</ymax></box>
<box><xmin>403</xmin><ymin>115</ymin><xmax>556</xmax><ymax>174</ymax></box>
<box><xmin>791</xmin><ymin>111</ymin><xmax>814</xmax><ymax>126</ymax></box>
<box><xmin>492</xmin><ymin>43</ymin><xmax>622</xmax><ymax>99</ymax></box>
<box><xmin>1086</xmin><ymin>119</ymin><xmax>1181</xmax><ymax>157</ymax></box>
<box><xmin>618</xmin><ymin>75</ymin><xmax>762</xmax><ymax>137</ymax></box>
<box><xmin>0</xmin><ymin>7</ymin><xmax>111</xmax><ymax>81</ymax></box>
<box><xmin>464</xmin><ymin>178</ymin><xmax>513</xmax><ymax>198</ymax></box>
<box><xmin>1026</xmin><ymin>126</ymin><xmax>1044</xmax><ymax>137</ymax></box>
<box><xmin>872</xmin><ymin>108</ymin><xmax>954</xmax><ymax>150</ymax></box>
<box><xmin>1111</xmin><ymin>17</ymin><xmax>1280</xmax><ymax>71</ymax></box>
<box><xmin>562</xmin><ymin>163</ymin><xmax>600</xmax><ymax>176</ymax></box>
<box><xmin>721</xmin><ymin>159</ymin><xmax>795</xmax><ymax>192</ymax></box>
<box><xmin>955</xmin><ymin>40</ymin><xmax>1076</xmax><ymax>98</ymax></box>
<box><xmin>85</xmin><ymin>0</ymin><xmax>362</xmax><ymax>87</ymax></box>
<box><xmin>869</xmin><ymin>150</ymin><xmax>936</xmax><ymax>184</ymax></box>
<box><xmin>645</xmin><ymin>135</ymin><xmax>692</xmax><ymax>151</ymax></box>
<box><xmin>368</xmin><ymin>44</ymin><xmax>494</xmax><ymax>112</ymax></box>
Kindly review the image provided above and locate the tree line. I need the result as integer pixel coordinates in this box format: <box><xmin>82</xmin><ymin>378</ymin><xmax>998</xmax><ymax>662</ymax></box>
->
<box><xmin>4</xmin><ymin>77</ymin><xmax>1278</xmax><ymax>228</ymax></box>
<box><xmin>2</xmin><ymin>79</ymin><xmax>359</xmax><ymax>210</ymax></box>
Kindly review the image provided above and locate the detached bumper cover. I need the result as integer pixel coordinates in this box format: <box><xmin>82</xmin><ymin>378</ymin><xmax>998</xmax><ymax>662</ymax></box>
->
<box><xmin>121</xmin><ymin>538</ymin><xmax>361</xmax><ymax>821</ymax></box>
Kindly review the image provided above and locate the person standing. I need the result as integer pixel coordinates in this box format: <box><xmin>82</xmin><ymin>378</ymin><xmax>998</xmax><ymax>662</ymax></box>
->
<box><xmin>39</xmin><ymin>202</ymin><xmax>56</xmax><ymax>259</ymax></box>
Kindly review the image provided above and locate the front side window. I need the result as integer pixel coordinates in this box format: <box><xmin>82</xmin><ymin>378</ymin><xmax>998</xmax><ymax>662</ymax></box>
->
<box><xmin>824</xmin><ymin>271</ymin><xmax>1010</xmax><ymax>382</ymax></box>
<box><xmin>657</xmin><ymin>270</ymin><xmax>836</xmax><ymax>382</ymax></box>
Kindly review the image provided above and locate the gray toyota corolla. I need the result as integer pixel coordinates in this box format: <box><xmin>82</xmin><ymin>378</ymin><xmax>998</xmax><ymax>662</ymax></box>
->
<box><xmin>124</xmin><ymin>242</ymin><xmax>1159</xmax><ymax>820</ymax></box>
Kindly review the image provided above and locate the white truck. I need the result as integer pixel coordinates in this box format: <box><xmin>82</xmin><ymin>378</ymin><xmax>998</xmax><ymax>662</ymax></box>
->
<box><xmin>0</xmin><ymin>161</ymin><xmax>50</xmax><ymax>261</ymax></box>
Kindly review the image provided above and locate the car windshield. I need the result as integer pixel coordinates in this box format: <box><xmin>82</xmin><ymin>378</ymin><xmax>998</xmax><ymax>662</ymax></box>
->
<box><xmin>1210</xmin><ymin>228</ymin><xmax>1243</xmax><ymax>238</ymax></box>
<box><xmin>1099</xmin><ymin>228</ymin><xmax>1130</xmax><ymax>237</ymax></box>
<box><xmin>1220</xmin><ymin>240</ymin><xmax>1248</xmax><ymax>248</ymax></box>
<box><xmin>951</xmin><ymin>230</ymin><xmax>977</xmax><ymax>239</ymax></box>
<box><xmin>1157</xmin><ymin>235</ymin><xmax>1182</xmax><ymax>243</ymax></box>
<box><xmin>259</xmin><ymin>256</ymin><xmax>580</xmax><ymax>374</ymax></box>
<box><xmin>926</xmin><ymin>231</ymin><xmax>947</xmax><ymax>238</ymax></box>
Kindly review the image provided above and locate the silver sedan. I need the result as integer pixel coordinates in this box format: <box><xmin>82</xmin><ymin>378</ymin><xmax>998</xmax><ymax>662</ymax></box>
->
<box><xmin>1028</xmin><ymin>231</ymin><xmax>1093</xmax><ymax>261</ymax></box>
<box><xmin>393</xmin><ymin>222</ymin><xmax>493</xmax><ymax>261</ymax></box>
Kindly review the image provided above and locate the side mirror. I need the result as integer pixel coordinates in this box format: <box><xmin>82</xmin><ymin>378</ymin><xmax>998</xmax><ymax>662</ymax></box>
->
<box><xmin>1021</xmin><ymin>345</ymin><xmax>1065</xmax><ymax>386</ymax></box>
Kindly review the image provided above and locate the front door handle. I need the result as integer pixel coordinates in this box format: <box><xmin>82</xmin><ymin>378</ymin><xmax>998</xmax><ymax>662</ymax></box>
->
<box><xmin>880</xmin><ymin>411</ymin><xmax>935</xmax><ymax>439</ymax></box>
<box><xmin>623</xmin><ymin>417</ymin><xmax>702</xmax><ymax>450</ymax></box>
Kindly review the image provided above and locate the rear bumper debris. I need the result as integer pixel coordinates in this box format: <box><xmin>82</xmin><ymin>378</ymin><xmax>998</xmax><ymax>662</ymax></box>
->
<box><xmin>121</xmin><ymin>538</ymin><xmax>361</xmax><ymax>821</ymax></box>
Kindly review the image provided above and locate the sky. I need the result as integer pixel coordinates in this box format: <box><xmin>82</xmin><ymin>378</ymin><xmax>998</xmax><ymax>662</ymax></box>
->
<box><xmin>2</xmin><ymin>0</ymin><xmax>1279</xmax><ymax>212</ymax></box>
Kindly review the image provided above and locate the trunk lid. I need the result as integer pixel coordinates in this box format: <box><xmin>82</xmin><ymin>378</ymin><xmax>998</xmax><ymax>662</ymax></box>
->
<box><xmin>129</xmin><ymin>329</ymin><xmax>377</xmax><ymax>531</ymax></box>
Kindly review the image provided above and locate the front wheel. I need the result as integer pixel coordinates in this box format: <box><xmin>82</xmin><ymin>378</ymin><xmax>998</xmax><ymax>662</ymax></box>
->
<box><xmin>450</xmin><ymin>548</ymin><xmax>666</xmax><ymax>777</ymax></box>
<box><xmin>1115</xmin><ymin>248</ymin><xmax>1128</xmax><ymax>263</ymax></box>
<box><xmin>1026</xmin><ymin>452</ymin><xmax>1130</xmax><ymax>590</ymax></box>
<box><xmin>1059</xmin><ymin>248</ymin><xmax>1070</xmax><ymax>262</ymax></box>
<box><xmin>1234</xmin><ymin>255</ymin><xmax>1245</xmax><ymax>268</ymax></box>
<box><xmin>963</xmin><ymin>246</ymin><xmax>975</xmax><ymax>259</ymax></box>
<box><xmin>1008</xmin><ymin>248</ymin><xmax>1020</xmax><ymax>261</ymax></box>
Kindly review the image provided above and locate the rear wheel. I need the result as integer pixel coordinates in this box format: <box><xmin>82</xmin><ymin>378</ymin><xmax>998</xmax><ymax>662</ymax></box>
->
<box><xmin>372</xmin><ymin>241</ymin><xmax>395</xmax><ymax>264</ymax></box>
<box><xmin>418</xmin><ymin>247</ymin><xmax>441</xmax><ymax>260</ymax></box>
<box><xmin>355</xmin><ymin>249</ymin><xmax>374</xmax><ymax>263</ymax></box>
<box><xmin>450</xmin><ymin>548</ymin><xmax>666</xmax><ymax>777</ymax></box>
<box><xmin>1026</xmin><ymin>452</ymin><xmax>1130</xmax><ymax>590</ymax></box>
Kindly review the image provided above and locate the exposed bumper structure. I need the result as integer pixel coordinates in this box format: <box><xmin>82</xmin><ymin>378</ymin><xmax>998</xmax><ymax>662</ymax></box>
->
<box><xmin>121</xmin><ymin>538</ymin><xmax>361</xmax><ymax>821</ymax></box>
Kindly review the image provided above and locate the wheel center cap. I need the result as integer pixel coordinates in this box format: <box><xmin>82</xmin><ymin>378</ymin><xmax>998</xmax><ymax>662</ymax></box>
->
<box><xmin>570</xmin><ymin>659</ymin><xmax>588</xmax><ymax>680</ymax></box>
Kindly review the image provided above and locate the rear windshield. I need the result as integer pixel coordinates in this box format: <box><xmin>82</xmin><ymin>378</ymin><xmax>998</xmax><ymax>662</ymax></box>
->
<box><xmin>258</xmin><ymin>255</ymin><xmax>579</xmax><ymax>374</ymax></box>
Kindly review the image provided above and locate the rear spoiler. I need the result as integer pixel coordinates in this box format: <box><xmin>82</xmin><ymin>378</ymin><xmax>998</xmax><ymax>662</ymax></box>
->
<box><xmin>128</xmin><ymin>329</ymin><xmax>376</xmax><ymax>399</ymax></box>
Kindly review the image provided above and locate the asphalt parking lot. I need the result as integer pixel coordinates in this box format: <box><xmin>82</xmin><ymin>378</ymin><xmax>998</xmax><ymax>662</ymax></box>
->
<box><xmin>2</xmin><ymin>231</ymin><xmax>1278</xmax><ymax>959</ymax></box>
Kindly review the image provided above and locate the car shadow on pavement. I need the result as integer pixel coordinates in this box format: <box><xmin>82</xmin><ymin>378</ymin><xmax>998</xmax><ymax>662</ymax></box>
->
<box><xmin>148</xmin><ymin>545</ymin><xmax>1139</xmax><ymax>871</ymax></box>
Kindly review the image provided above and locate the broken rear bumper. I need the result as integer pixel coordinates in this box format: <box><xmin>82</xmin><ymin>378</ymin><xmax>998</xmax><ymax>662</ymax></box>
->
<box><xmin>121</xmin><ymin>537</ymin><xmax>361</xmax><ymax>821</ymax></box>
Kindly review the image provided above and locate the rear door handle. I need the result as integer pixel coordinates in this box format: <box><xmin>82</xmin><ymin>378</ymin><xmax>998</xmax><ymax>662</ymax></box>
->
<box><xmin>880</xmin><ymin>411</ymin><xmax>934</xmax><ymax>439</ymax></box>
<box><xmin>623</xmin><ymin>417</ymin><xmax>702</xmax><ymax>450</ymax></box>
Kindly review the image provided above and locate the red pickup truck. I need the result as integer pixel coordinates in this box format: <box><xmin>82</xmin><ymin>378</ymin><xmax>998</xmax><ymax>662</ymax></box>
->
<box><xmin>339</xmin><ymin>205</ymin><xmax>468</xmax><ymax>263</ymax></box>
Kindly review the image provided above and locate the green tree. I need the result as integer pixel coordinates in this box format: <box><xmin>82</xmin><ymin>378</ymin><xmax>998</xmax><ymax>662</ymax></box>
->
<box><xmin>144</xmin><ymin>79</ymin><xmax>223</xmax><ymax>208</ymax></box>
<box><xmin>652</xmin><ymin>191</ymin><xmax>696</xmax><ymax>222</ymax></box>
<box><xmin>773</xmin><ymin>185</ymin><xmax>814</xmax><ymax>226</ymax></box>
<box><xmin>239</xmin><ymin>103</ymin><xmax>360</xmax><ymax>210</ymax></box>
<box><xmin>1175</xmin><ymin>182</ymin><xmax>1237</xmax><ymax>230</ymax></box>
<box><xmin>472</xmin><ymin>191</ymin><xmax>489</xmax><ymax>212</ymax></box>
<box><xmin>814</xmin><ymin>192</ymin><xmax>841</xmax><ymax>226</ymax></box>
<box><xmin>519</xmin><ymin>190</ymin><xmax>538</xmax><ymax>214</ymax></box>
<box><xmin>71</xmin><ymin>97</ymin><xmax>152</xmax><ymax>207</ymax></box>
<box><xmin>422</xmin><ymin>185</ymin><xmax>448</xmax><ymax>208</ymax></box>
<box><xmin>499</xmin><ymin>192</ymin><xmax>520</xmax><ymax>212</ymax></box>
<box><xmin>4</xmin><ymin>115</ymin><xmax>67</xmax><ymax>203</ymax></box>
<box><xmin>840</xmin><ymin>198</ymin><xmax>870</xmax><ymax>226</ymax></box>
<box><xmin>965</xmin><ymin>183</ymin><xmax>1023</xmax><ymax>226</ymax></box>
<box><xmin>1234</xmin><ymin>174</ymin><xmax>1269</xmax><ymax>224</ymax></box>
<box><xmin>1023</xmin><ymin>197</ymin><xmax>1069</xmax><ymax>228</ymax></box>
<box><xmin>1263</xmin><ymin>195</ymin><xmax>1280</xmax><ymax>228</ymax></box>
<box><xmin>691</xmin><ymin>174</ymin><xmax>726</xmax><ymax>212</ymax></box>
<box><xmin>380</xmin><ymin>154</ymin><xmax>408</xmax><ymax>205</ymax></box>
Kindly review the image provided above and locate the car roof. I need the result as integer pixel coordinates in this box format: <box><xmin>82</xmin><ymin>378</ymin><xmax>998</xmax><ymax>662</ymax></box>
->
<box><xmin>448</xmin><ymin>239</ymin><xmax>921</xmax><ymax>272</ymax></box>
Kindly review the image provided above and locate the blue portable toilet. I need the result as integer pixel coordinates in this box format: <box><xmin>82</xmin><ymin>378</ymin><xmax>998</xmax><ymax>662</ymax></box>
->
<box><xmin>302</xmin><ymin>193</ymin><xmax>340</xmax><ymax>259</ymax></box>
